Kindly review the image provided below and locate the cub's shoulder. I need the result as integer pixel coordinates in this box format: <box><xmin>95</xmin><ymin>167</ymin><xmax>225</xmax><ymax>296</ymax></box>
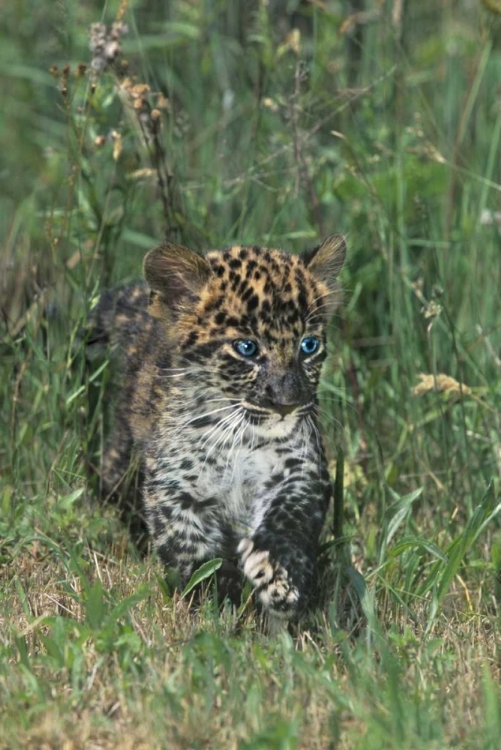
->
<box><xmin>84</xmin><ymin>282</ymin><xmax>152</xmax><ymax>361</ymax></box>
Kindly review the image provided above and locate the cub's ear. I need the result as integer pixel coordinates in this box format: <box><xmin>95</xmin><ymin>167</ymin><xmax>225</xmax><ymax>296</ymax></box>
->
<box><xmin>143</xmin><ymin>242</ymin><xmax>212</xmax><ymax>314</ymax></box>
<box><xmin>301</xmin><ymin>234</ymin><xmax>346</xmax><ymax>316</ymax></box>
<box><xmin>301</xmin><ymin>234</ymin><xmax>346</xmax><ymax>286</ymax></box>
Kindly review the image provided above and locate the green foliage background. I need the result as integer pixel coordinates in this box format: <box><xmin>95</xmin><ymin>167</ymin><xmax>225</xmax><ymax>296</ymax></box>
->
<box><xmin>1</xmin><ymin>1</ymin><xmax>501</xmax><ymax>747</ymax></box>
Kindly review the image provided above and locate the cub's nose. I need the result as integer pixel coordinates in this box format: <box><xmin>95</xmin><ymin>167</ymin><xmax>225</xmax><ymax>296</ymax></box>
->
<box><xmin>262</xmin><ymin>373</ymin><xmax>305</xmax><ymax>417</ymax></box>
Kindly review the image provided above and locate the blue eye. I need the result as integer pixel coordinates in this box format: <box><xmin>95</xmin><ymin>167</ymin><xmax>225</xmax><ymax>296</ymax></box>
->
<box><xmin>300</xmin><ymin>337</ymin><xmax>320</xmax><ymax>355</ymax></box>
<box><xmin>234</xmin><ymin>339</ymin><xmax>258</xmax><ymax>357</ymax></box>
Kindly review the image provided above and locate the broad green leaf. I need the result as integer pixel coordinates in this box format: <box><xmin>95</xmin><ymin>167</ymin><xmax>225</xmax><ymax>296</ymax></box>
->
<box><xmin>181</xmin><ymin>558</ymin><xmax>223</xmax><ymax>598</ymax></box>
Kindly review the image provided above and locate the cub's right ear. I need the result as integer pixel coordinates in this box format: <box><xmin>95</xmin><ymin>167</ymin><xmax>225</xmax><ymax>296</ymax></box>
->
<box><xmin>143</xmin><ymin>243</ymin><xmax>212</xmax><ymax>314</ymax></box>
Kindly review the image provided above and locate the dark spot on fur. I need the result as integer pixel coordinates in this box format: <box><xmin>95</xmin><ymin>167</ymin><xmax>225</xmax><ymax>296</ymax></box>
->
<box><xmin>204</xmin><ymin>295</ymin><xmax>225</xmax><ymax>313</ymax></box>
<box><xmin>179</xmin><ymin>492</ymin><xmax>196</xmax><ymax>510</ymax></box>
<box><xmin>246</xmin><ymin>259</ymin><xmax>258</xmax><ymax>273</ymax></box>
<box><xmin>247</xmin><ymin>294</ymin><xmax>259</xmax><ymax>312</ymax></box>
<box><xmin>184</xmin><ymin>330</ymin><xmax>198</xmax><ymax>348</ymax></box>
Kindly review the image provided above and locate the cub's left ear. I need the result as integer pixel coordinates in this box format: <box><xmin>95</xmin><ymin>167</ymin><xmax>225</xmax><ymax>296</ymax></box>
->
<box><xmin>301</xmin><ymin>234</ymin><xmax>346</xmax><ymax>316</ymax></box>
<box><xmin>301</xmin><ymin>234</ymin><xmax>346</xmax><ymax>286</ymax></box>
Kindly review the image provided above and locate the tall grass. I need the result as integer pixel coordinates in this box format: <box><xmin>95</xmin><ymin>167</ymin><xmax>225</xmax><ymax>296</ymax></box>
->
<box><xmin>1</xmin><ymin>1</ymin><xmax>501</xmax><ymax>747</ymax></box>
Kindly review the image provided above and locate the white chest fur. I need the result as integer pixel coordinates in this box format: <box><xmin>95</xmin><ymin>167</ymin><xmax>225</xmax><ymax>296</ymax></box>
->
<box><xmin>193</xmin><ymin>438</ymin><xmax>303</xmax><ymax>535</ymax></box>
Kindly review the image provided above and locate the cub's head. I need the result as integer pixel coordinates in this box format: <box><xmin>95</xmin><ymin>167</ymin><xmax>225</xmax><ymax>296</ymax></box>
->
<box><xmin>144</xmin><ymin>237</ymin><xmax>345</xmax><ymax>437</ymax></box>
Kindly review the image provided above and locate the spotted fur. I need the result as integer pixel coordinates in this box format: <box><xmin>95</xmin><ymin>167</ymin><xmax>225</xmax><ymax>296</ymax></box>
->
<box><xmin>86</xmin><ymin>236</ymin><xmax>346</xmax><ymax>618</ymax></box>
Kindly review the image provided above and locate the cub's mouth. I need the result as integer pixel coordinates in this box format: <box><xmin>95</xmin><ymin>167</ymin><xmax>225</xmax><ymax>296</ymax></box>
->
<box><xmin>241</xmin><ymin>400</ymin><xmax>313</xmax><ymax>423</ymax></box>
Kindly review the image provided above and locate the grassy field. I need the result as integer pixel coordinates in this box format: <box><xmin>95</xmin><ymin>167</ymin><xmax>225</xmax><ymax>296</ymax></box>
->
<box><xmin>2</xmin><ymin>0</ymin><xmax>501</xmax><ymax>747</ymax></box>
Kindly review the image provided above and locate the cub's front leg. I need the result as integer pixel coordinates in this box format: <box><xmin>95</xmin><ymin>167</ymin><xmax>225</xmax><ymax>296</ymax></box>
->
<box><xmin>143</xmin><ymin>471</ymin><xmax>233</xmax><ymax>586</ymax></box>
<box><xmin>144</xmin><ymin>470</ymin><xmax>242</xmax><ymax>604</ymax></box>
<box><xmin>239</xmin><ymin>472</ymin><xmax>331</xmax><ymax>618</ymax></box>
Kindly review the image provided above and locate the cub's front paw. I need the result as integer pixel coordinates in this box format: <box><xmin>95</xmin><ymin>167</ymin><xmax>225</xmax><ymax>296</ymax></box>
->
<box><xmin>238</xmin><ymin>538</ymin><xmax>300</xmax><ymax>618</ymax></box>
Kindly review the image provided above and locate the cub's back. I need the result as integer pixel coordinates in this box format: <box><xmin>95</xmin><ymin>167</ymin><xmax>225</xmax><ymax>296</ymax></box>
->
<box><xmin>85</xmin><ymin>282</ymin><xmax>169</xmax><ymax>489</ymax></box>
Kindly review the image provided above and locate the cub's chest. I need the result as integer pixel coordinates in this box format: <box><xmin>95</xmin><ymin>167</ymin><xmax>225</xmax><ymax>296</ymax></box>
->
<box><xmin>198</xmin><ymin>445</ymin><xmax>294</xmax><ymax>530</ymax></box>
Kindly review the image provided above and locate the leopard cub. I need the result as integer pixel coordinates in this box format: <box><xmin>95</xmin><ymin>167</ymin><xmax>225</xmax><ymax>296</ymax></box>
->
<box><xmin>86</xmin><ymin>235</ymin><xmax>346</xmax><ymax>618</ymax></box>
